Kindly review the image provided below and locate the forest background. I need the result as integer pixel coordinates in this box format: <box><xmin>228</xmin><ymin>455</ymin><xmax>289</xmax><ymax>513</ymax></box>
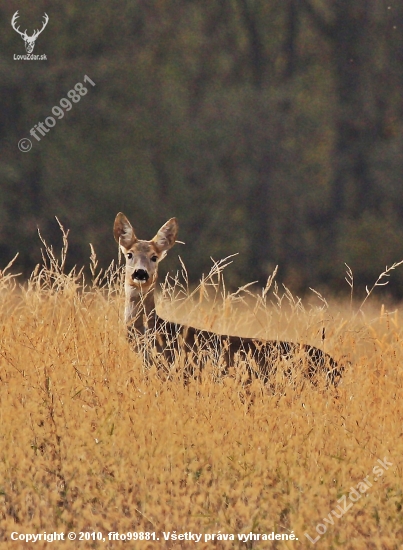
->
<box><xmin>1</xmin><ymin>0</ymin><xmax>403</xmax><ymax>297</ymax></box>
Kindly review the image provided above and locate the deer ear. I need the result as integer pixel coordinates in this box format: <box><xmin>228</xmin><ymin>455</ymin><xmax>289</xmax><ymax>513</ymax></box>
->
<box><xmin>113</xmin><ymin>213</ymin><xmax>137</xmax><ymax>250</ymax></box>
<box><xmin>152</xmin><ymin>218</ymin><xmax>178</xmax><ymax>252</ymax></box>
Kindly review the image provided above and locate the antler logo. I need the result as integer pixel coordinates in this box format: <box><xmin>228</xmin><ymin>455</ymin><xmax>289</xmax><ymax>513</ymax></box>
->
<box><xmin>11</xmin><ymin>11</ymin><xmax>49</xmax><ymax>53</ymax></box>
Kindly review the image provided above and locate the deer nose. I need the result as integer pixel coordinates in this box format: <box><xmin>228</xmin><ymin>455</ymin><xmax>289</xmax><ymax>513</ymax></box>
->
<box><xmin>132</xmin><ymin>269</ymin><xmax>149</xmax><ymax>282</ymax></box>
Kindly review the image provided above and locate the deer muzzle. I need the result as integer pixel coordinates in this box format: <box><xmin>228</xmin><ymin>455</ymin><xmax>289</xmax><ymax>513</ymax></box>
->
<box><xmin>132</xmin><ymin>269</ymin><xmax>149</xmax><ymax>282</ymax></box>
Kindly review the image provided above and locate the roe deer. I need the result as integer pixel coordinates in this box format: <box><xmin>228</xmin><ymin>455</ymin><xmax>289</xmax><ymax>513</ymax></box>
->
<box><xmin>114</xmin><ymin>212</ymin><xmax>343</xmax><ymax>386</ymax></box>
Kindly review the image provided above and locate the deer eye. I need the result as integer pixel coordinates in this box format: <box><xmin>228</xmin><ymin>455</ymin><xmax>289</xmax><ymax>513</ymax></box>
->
<box><xmin>151</xmin><ymin>255</ymin><xmax>158</xmax><ymax>263</ymax></box>
<box><xmin>127</xmin><ymin>252</ymin><xmax>133</xmax><ymax>260</ymax></box>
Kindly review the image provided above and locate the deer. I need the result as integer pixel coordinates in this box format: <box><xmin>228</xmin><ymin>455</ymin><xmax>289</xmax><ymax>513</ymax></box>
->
<box><xmin>113</xmin><ymin>212</ymin><xmax>344</xmax><ymax>387</ymax></box>
<box><xmin>11</xmin><ymin>11</ymin><xmax>49</xmax><ymax>54</ymax></box>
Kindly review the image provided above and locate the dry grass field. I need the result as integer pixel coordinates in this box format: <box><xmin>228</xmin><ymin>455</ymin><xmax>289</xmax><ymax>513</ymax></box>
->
<box><xmin>0</xmin><ymin>238</ymin><xmax>402</xmax><ymax>549</ymax></box>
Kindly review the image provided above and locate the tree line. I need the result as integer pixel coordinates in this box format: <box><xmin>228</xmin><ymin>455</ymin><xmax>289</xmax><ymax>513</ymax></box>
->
<box><xmin>1</xmin><ymin>1</ymin><xmax>403</xmax><ymax>296</ymax></box>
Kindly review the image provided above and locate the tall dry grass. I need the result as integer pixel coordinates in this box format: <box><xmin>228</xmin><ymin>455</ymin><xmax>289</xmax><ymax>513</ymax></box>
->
<box><xmin>0</xmin><ymin>232</ymin><xmax>402</xmax><ymax>549</ymax></box>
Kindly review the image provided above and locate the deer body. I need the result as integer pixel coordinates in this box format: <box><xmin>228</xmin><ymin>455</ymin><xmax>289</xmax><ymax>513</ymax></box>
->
<box><xmin>114</xmin><ymin>213</ymin><xmax>343</xmax><ymax>385</ymax></box>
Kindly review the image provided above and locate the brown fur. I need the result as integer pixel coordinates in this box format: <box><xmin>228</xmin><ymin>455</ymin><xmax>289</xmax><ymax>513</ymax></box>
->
<box><xmin>114</xmin><ymin>212</ymin><xmax>344</xmax><ymax>386</ymax></box>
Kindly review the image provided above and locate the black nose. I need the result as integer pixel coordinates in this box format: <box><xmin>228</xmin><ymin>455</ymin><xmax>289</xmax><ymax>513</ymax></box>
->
<box><xmin>132</xmin><ymin>269</ymin><xmax>149</xmax><ymax>282</ymax></box>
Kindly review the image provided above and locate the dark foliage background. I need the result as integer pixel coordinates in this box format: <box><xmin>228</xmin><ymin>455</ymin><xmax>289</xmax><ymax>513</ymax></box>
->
<box><xmin>1</xmin><ymin>1</ymin><xmax>403</xmax><ymax>296</ymax></box>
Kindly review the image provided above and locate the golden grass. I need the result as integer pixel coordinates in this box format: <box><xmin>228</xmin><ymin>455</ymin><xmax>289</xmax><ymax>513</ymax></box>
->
<box><xmin>0</xmin><ymin>240</ymin><xmax>402</xmax><ymax>549</ymax></box>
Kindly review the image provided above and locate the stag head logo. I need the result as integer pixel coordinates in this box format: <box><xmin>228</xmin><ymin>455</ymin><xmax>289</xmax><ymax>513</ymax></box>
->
<box><xmin>11</xmin><ymin>11</ymin><xmax>49</xmax><ymax>54</ymax></box>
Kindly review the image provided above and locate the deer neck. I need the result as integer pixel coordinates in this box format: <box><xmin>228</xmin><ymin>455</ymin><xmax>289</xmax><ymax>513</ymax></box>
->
<box><xmin>124</xmin><ymin>281</ymin><xmax>158</xmax><ymax>333</ymax></box>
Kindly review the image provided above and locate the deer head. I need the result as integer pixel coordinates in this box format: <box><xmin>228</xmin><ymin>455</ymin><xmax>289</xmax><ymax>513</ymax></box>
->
<box><xmin>11</xmin><ymin>11</ymin><xmax>49</xmax><ymax>54</ymax></box>
<box><xmin>114</xmin><ymin>213</ymin><xmax>178</xmax><ymax>292</ymax></box>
